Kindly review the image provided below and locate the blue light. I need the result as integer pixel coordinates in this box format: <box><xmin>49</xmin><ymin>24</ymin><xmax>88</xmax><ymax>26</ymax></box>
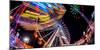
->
<box><xmin>30</xmin><ymin>2</ymin><xmax>49</xmax><ymax>13</ymax></box>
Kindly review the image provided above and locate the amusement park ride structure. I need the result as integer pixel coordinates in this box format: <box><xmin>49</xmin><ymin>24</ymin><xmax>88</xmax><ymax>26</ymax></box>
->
<box><xmin>10</xmin><ymin>1</ymin><xmax>94</xmax><ymax>48</ymax></box>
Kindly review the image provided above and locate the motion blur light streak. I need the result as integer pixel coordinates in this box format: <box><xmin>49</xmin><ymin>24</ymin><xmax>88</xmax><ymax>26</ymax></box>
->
<box><xmin>10</xmin><ymin>1</ymin><xmax>95</xmax><ymax>49</ymax></box>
